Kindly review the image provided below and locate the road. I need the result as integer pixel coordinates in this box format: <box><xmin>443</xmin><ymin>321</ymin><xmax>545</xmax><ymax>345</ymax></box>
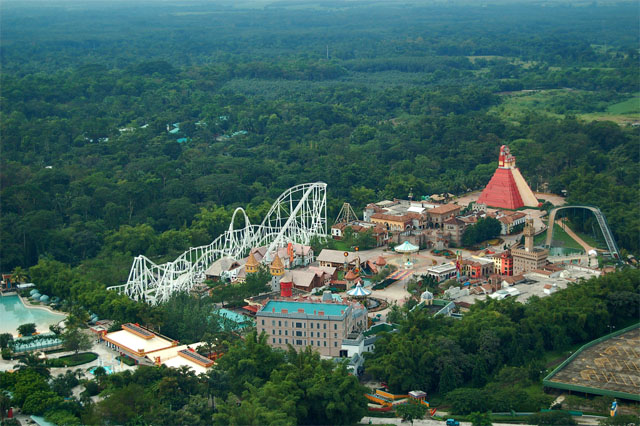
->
<box><xmin>361</xmin><ymin>416</ymin><xmax>523</xmax><ymax>426</ymax></box>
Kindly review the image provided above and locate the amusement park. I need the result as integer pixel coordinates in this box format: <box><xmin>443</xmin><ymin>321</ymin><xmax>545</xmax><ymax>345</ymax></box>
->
<box><xmin>1</xmin><ymin>147</ymin><xmax>635</xmax><ymax>425</ymax></box>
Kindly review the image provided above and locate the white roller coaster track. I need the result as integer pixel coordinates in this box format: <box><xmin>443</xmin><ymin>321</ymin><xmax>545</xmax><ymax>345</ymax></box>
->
<box><xmin>107</xmin><ymin>182</ymin><xmax>327</xmax><ymax>305</ymax></box>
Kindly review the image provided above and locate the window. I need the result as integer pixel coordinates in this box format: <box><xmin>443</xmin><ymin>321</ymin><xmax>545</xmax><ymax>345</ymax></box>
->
<box><xmin>279</xmin><ymin>338</ymin><xmax>282</xmax><ymax>344</ymax></box>
<box><xmin>285</xmin><ymin>330</ymin><xmax>288</xmax><ymax>336</ymax></box>
<box><xmin>279</xmin><ymin>330</ymin><xmax>282</xmax><ymax>335</ymax></box>
<box><xmin>324</xmin><ymin>332</ymin><xmax>326</xmax><ymax>338</ymax></box>
<box><xmin>273</xmin><ymin>329</ymin><xmax>275</xmax><ymax>335</ymax></box>
<box><xmin>334</xmin><ymin>342</ymin><xmax>337</xmax><ymax>347</ymax></box>
<box><xmin>317</xmin><ymin>323</ymin><xmax>320</xmax><ymax>329</ymax></box>
<box><xmin>323</xmin><ymin>324</ymin><xmax>327</xmax><ymax>329</ymax></box>
<box><xmin>272</xmin><ymin>338</ymin><xmax>275</xmax><ymax>343</ymax></box>
<box><xmin>285</xmin><ymin>339</ymin><xmax>288</xmax><ymax>344</ymax></box>
<box><xmin>261</xmin><ymin>320</ymin><xmax>264</xmax><ymax>325</ymax></box>
<box><xmin>317</xmin><ymin>341</ymin><xmax>320</xmax><ymax>347</ymax></box>
<box><xmin>310</xmin><ymin>340</ymin><xmax>313</xmax><ymax>346</ymax></box>
<box><xmin>296</xmin><ymin>331</ymin><xmax>302</xmax><ymax>337</ymax></box>
<box><xmin>285</xmin><ymin>321</ymin><xmax>288</xmax><ymax>326</ymax></box>
<box><xmin>296</xmin><ymin>340</ymin><xmax>302</xmax><ymax>346</ymax></box>
<box><xmin>310</xmin><ymin>332</ymin><xmax>313</xmax><ymax>337</ymax></box>
<box><xmin>310</xmin><ymin>323</ymin><xmax>313</xmax><ymax>329</ymax></box>
<box><xmin>334</xmin><ymin>324</ymin><xmax>337</xmax><ymax>330</ymax></box>
<box><xmin>272</xmin><ymin>320</ymin><xmax>275</xmax><ymax>326</ymax></box>
<box><xmin>296</xmin><ymin>322</ymin><xmax>303</xmax><ymax>328</ymax></box>
<box><xmin>324</xmin><ymin>341</ymin><xmax>327</xmax><ymax>347</ymax></box>
<box><xmin>278</xmin><ymin>320</ymin><xmax>281</xmax><ymax>326</ymax></box>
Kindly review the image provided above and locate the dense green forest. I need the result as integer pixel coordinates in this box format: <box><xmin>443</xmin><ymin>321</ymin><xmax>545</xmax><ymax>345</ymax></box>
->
<box><xmin>0</xmin><ymin>3</ymin><xmax>639</xmax><ymax>422</ymax></box>
<box><xmin>1</xmin><ymin>1</ymin><xmax>638</xmax><ymax>279</ymax></box>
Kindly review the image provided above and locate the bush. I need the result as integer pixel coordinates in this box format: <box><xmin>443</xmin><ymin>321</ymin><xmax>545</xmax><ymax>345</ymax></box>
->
<box><xmin>83</xmin><ymin>380</ymin><xmax>101</xmax><ymax>396</ymax></box>
<box><xmin>527</xmin><ymin>411</ymin><xmax>577</xmax><ymax>425</ymax></box>
<box><xmin>17</xmin><ymin>323</ymin><xmax>36</xmax><ymax>336</ymax></box>
<box><xmin>1</xmin><ymin>348</ymin><xmax>12</xmax><ymax>360</ymax></box>
<box><xmin>447</xmin><ymin>388</ymin><xmax>488</xmax><ymax>415</ymax></box>
<box><xmin>116</xmin><ymin>355</ymin><xmax>136</xmax><ymax>366</ymax></box>
<box><xmin>47</xmin><ymin>352</ymin><xmax>98</xmax><ymax>367</ymax></box>
<box><xmin>45</xmin><ymin>410</ymin><xmax>81</xmax><ymax>425</ymax></box>
<box><xmin>0</xmin><ymin>333</ymin><xmax>13</xmax><ymax>349</ymax></box>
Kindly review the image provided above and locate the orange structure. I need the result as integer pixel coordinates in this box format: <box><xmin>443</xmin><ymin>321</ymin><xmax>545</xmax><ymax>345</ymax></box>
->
<box><xmin>478</xmin><ymin>145</ymin><xmax>539</xmax><ymax>210</ymax></box>
<box><xmin>499</xmin><ymin>250</ymin><xmax>514</xmax><ymax>276</ymax></box>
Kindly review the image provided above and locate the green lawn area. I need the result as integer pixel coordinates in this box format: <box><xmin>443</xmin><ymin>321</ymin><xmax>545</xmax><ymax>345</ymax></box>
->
<box><xmin>606</xmin><ymin>92</ymin><xmax>640</xmax><ymax>114</ymax></box>
<box><xmin>546</xmin><ymin>223</ymin><xmax>583</xmax><ymax>251</ymax></box>
<box><xmin>48</xmin><ymin>352</ymin><xmax>98</xmax><ymax>367</ymax></box>
<box><xmin>492</xmin><ymin>89</ymin><xmax>639</xmax><ymax>126</ymax></box>
<box><xmin>330</xmin><ymin>240</ymin><xmax>351</xmax><ymax>251</ymax></box>
<box><xmin>116</xmin><ymin>355</ymin><xmax>136</xmax><ymax>366</ymax></box>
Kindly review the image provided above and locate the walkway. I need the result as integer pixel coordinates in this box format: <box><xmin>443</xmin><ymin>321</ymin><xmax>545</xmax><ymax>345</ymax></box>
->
<box><xmin>361</xmin><ymin>416</ymin><xmax>522</xmax><ymax>426</ymax></box>
<box><xmin>556</xmin><ymin>218</ymin><xmax>594</xmax><ymax>252</ymax></box>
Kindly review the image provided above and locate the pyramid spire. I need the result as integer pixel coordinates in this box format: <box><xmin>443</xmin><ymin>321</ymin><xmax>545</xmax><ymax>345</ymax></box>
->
<box><xmin>270</xmin><ymin>255</ymin><xmax>284</xmax><ymax>276</ymax></box>
<box><xmin>478</xmin><ymin>145</ymin><xmax>538</xmax><ymax>209</ymax></box>
<box><xmin>245</xmin><ymin>252</ymin><xmax>259</xmax><ymax>274</ymax></box>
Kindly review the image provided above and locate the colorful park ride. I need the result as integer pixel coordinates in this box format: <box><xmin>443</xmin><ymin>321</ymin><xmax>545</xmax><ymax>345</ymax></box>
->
<box><xmin>365</xmin><ymin>389</ymin><xmax>430</xmax><ymax>409</ymax></box>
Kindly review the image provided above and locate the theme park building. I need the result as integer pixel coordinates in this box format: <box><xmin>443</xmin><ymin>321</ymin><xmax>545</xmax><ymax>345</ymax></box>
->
<box><xmin>478</xmin><ymin>145</ymin><xmax>539</xmax><ymax>210</ymax></box>
<box><xmin>256</xmin><ymin>299</ymin><xmax>367</xmax><ymax>357</ymax></box>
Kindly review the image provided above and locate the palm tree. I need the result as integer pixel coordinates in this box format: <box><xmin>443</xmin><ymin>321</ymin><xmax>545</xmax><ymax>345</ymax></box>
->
<box><xmin>14</xmin><ymin>351</ymin><xmax>51</xmax><ymax>378</ymax></box>
<box><xmin>10</xmin><ymin>266</ymin><xmax>28</xmax><ymax>284</ymax></box>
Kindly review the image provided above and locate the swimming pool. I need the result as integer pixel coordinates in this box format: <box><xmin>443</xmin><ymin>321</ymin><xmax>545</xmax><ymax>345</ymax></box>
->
<box><xmin>0</xmin><ymin>294</ymin><xmax>66</xmax><ymax>336</ymax></box>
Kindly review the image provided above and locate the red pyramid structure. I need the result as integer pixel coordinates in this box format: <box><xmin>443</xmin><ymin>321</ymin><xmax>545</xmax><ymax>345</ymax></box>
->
<box><xmin>477</xmin><ymin>145</ymin><xmax>538</xmax><ymax>210</ymax></box>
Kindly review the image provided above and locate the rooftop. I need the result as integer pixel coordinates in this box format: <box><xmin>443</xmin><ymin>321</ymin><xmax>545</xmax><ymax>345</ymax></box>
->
<box><xmin>428</xmin><ymin>203</ymin><xmax>461</xmax><ymax>215</ymax></box>
<box><xmin>260</xmin><ymin>300</ymin><xmax>349</xmax><ymax>317</ymax></box>
<box><xmin>104</xmin><ymin>328</ymin><xmax>175</xmax><ymax>354</ymax></box>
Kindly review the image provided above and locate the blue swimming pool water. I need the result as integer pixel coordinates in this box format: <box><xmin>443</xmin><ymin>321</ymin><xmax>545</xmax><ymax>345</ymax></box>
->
<box><xmin>0</xmin><ymin>294</ymin><xmax>66</xmax><ymax>336</ymax></box>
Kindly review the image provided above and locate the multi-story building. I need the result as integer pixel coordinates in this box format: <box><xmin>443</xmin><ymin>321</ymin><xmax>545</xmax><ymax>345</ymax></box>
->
<box><xmin>512</xmin><ymin>219</ymin><xmax>548</xmax><ymax>275</ymax></box>
<box><xmin>427</xmin><ymin>203</ymin><xmax>462</xmax><ymax>228</ymax></box>
<box><xmin>443</xmin><ymin>217</ymin><xmax>465</xmax><ymax>246</ymax></box>
<box><xmin>256</xmin><ymin>300</ymin><xmax>367</xmax><ymax>357</ymax></box>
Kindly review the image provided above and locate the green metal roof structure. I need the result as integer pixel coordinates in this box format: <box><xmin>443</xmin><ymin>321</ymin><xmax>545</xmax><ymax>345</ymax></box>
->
<box><xmin>542</xmin><ymin>322</ymin><xmax>639</xmax><ymax>401</ymax></box>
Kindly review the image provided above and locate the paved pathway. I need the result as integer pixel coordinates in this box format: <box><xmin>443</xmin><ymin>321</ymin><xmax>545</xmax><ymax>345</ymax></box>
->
<box><xmin>361</xmin><ymin>416</ymin><xmax>523</xmax><ymax>426</ymax></box>
<box><xmin>556</xmin><ymin>218</ymin><xmax>594</xmax><ymax>252</ymax></box>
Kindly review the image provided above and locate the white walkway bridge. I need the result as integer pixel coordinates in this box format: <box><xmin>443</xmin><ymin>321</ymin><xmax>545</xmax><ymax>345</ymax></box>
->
<box><xmin>107</xmin><ymin>182</ymin><xmax>327</xmax><ymax>305</ymax></box>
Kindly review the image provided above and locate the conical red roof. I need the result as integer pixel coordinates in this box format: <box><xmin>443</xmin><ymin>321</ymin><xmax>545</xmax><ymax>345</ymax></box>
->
<box><xmin>345</xmin><ymin>269</ymin><xmax>359</xmax><ymax>280</ymax></box>
<box><xmin>478</xmin><ymin>168</ymin><xmax>524</xmax><ymax>210</ymax></box>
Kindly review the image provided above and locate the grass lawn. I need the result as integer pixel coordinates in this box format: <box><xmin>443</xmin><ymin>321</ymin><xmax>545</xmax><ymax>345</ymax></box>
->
<box><xmin>545</xmin><ymin>223</ymin><xmax>583</xmax><ymax>251</ymax></box>
<box><xmin>330</xmin><ymin>240</ymin><xmax>351</xmax><ymax>251</ymax></box>
<box><xmin>116</xmin><ymin>355</ymin><xmax>136</xmax><ymax>366</ymax></box>
<box><xmin>48</xmin><ymin>352</ymin><xmax>98</xmax><ymax>367</ymax></box>
<box><xmin>492</xmin><ymin>89</ymin><xmax>639</xmax><ymax>126</ymax></box>
<box><xmin>606</xmin><ymin>92</ymin><xmax>640</xmax><ymax>114</ymax></box>
<box><xmin>579</xmin><ymin>92</ymin><xmax>640</xmax><ymax>125</ymax></box>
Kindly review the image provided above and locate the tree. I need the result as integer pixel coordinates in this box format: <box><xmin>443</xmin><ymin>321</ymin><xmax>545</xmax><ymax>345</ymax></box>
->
<box><xmin>396</xmin><ymin>401</ymin><xmax>428</xmax><ymax>425</ymax></box>
<box><xmin>0</xmin><ymin>391</ymin><xmax>11</xmax><ymax>423</ymax></box>
<box><xmin>469</xmin><ymin>411</ymin><xmax>493</xmax><ymax>426</ymax></box>
<box><xmin>11</xmin><ymin>266</ymin><xmax>28</xmax><ymax>283</ymax></box>
<box><xmin>0</xmin><ymin>333</ymin><xmax>13</xmax><ymax>349</ymax></box>
<box><xmin>14</xmin><ymin>352</ymin><xmax>51</xmax><ymax>378</ymax></box>
<box><xmin>17</xmin><ymin>323</ymin><xmax>36</xmax><ymax>336</ymax></box>
<box><xmin>61</xmin><ymin>327</ymin><xmax>93</xmax><ymax>358</ymax></box>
